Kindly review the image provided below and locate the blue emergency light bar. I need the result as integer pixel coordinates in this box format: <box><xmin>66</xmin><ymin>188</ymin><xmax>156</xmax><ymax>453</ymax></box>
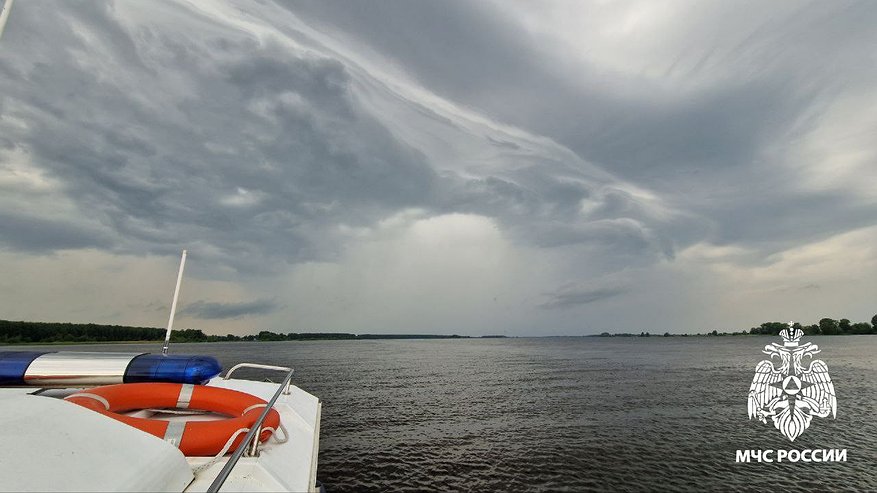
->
<box><xmin>0</xmin><ymin>351</ymin><xmax>222</xmax><ymax>386</ymax></box>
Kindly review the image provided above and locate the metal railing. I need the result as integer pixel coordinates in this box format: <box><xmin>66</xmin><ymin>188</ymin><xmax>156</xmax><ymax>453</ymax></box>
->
<box><xmin>206</xmin><ymin>364</ymin><xmax>294</xmax><ymax>493</ymax></box>
<box><xmin>224</xmin><ymin>363</ymin><xmax>294</xmax><ymax>396</ymax></box>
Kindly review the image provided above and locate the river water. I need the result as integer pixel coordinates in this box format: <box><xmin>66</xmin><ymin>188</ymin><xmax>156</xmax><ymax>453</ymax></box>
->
<box><xmin>14</xmin><ymin>336</ymin><xmax>877</xmax><ymax>491</ymax></box>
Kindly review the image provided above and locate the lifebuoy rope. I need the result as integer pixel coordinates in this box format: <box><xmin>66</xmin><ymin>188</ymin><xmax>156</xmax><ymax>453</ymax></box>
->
<box><xmin>242</xmin><ymin>402</ymin><xmax>267</xmax><ymax>415</ymax></box>
<box><xmin>242</xmin><ymin>403</ymin><xmax>290</xmax><ymax>444</ymax></box>
<box><xmin>191</xmin><ymin>422</ymin><xmax>288</xmax><ymax>476</ymax></box>
<box><xmin>263</xmin><ymin>422</ymin><xmax>289</xmax><ymax>444</ymax></box>
<box><xmin>65</xmin><ymin>392</ymin><xmax>110</xmax><ymax>410</ymax></box>
<box><xmin>192</xmin><ymin>427</ymin><xmax>250</xmax><ymax>475</ymax></box>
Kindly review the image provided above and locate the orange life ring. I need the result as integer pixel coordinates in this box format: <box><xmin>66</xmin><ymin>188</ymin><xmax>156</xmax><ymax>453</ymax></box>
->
<box><xmin>64</xmin><ymin>382</ymin><xmax>281</xmax><ymax>456</ymax></box>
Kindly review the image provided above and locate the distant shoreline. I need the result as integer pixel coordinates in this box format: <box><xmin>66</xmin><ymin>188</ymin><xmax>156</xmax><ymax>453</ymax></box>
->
<box><xmin>601</xmin><ymin>318</ymin><xmax>876</xmax><ymax>337</ymax></box>
<box><xmin>590</xmin><ymin>332</ymin><xmax>875</xmax><ymax>338</ymax></box>
<box><xmin>0</xmin><ymin>319</ymin><xmax>505</xmax><ymax>345</ymax></box>
<box><xmin>1</xmin><ymin>318</ymin><xmax>873</xmax><ymax>345</ymax></box>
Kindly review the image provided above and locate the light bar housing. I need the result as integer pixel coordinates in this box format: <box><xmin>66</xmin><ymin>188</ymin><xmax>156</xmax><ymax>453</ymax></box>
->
<box><xmin>0</xmin><ymin>351</ymin><xmax>221</xmax><ymax>386</ymax></box>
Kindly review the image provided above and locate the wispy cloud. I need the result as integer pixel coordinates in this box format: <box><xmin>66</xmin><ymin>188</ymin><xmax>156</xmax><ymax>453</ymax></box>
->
<box><xmin>539</xmin><ymin>284</ymin><xmax>629</xmax><ymax>310</ymax></box>
<box><xmin>180</xmin><ymin>299</ymin><xmax>278</xmax><ymax>320</ymax></box>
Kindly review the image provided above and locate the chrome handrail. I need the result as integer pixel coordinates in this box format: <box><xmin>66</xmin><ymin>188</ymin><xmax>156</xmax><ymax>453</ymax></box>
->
<box><xmin>224</xmin><ymin>363</ymin><xmax>293</xmax><ymax>395</ymax></box>
<box><xmin>207</xmin><ymin>364</ymin><xmax>294</xmax><ymax>493</ymax></box>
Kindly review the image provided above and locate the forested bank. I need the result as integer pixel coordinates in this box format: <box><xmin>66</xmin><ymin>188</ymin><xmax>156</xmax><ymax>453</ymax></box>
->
<box><xmin>598</xmin><ymin>316</ymin><xmax>877</xmax><ymax>337</ymax></box>
<box><xmin>0</xmin><ymin>320</ymin><xmax>470</xmax><ymax>344</ymax></box>
<box><xmin>745</xmin><ymin>318</ymin><xmax>876</xmax><ymax>336</ymax></box>
<box><xmin>2</xmin><ymin>316</ymin><xmax>873</xmax><ymax>344</ymax></box>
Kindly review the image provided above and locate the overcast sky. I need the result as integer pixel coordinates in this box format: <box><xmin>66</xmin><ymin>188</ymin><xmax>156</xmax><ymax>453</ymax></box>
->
<box><xmin>0</xmin><ymin>0</ymin><xmax>875</xmax><ymax>335</ymax></box>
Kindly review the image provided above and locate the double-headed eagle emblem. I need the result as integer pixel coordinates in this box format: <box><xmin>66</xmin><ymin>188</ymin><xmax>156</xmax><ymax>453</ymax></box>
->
<box><xmin>747</xmin><ymin>322</ymin><xmax>836</xmax><ymax>441</ymax></box>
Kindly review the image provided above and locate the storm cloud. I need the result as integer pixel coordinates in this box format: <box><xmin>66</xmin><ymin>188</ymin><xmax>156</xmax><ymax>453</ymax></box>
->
<box><xmin>540</xmin><ymin>284</ymin><xmax>630</xmax><ymax>310</ymax></box>
<box><xmin>180</xmin><ymin>299</ymin><xmax>278</xmax><ymax>320</ymax></box>
<box><xmin>0</xmin><ymin>1</ymin><xmax>677</xmax><ymax>268</ymax></box>
<box><xmin>0</xmin><ymin>0</ymin><xmax>874</xmax><ymax>334</ymax></box>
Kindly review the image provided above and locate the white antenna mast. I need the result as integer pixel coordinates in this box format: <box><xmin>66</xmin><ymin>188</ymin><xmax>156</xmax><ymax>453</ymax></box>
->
<box><xmin>162</xmin><ymin>249</ymin><xmax>187</xmax><ymax>355</ymax></box>
<box><xmin>0</xmin><ymin>0</ymin><xmax>15</xmax><ymax>41</ymax></box>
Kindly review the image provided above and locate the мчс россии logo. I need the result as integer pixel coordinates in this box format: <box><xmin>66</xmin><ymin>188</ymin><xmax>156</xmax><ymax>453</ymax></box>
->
<box><xmin>747</xmin><ymin>322</ymin><xmax>837</xmax><ymax>442</ymax></box>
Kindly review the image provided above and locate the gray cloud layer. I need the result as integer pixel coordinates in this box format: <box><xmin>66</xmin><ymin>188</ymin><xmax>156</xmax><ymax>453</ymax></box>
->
<box><xmin>0</xmin><ymin>0</ymin><xmax>682</xmax><ymax>273</ymax></box>
<box><xmin>0</xmin><ymin>0</ymin><xmax>874</xmax><ymax>332</ymax></box>
<box><xmin>180</xmin><ymin>299</ymin><xmax>278</xmax><ymax>320</ymax></box>
<box><xmin>291</xmin><ymin>0</ymin><xmax>877</xmax><ymax>250</ymax></box>
<box><xmin>540</xmin><ymin>284</ymin><xmax>629</xmax><ymax>310</ymax></box>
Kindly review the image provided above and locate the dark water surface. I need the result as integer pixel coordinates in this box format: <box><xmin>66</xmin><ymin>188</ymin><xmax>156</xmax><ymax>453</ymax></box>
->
<box><xmin>18</xmin><ymin>336</ymin><xmax>877</xmax><ymax>491</ymax></box>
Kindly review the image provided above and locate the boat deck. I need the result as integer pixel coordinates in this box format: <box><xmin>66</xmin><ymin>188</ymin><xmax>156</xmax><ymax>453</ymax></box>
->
<box><xmin>0</xmin><ymin>378</ymin><xmax>321</xmax><ymax>492</ymax></box>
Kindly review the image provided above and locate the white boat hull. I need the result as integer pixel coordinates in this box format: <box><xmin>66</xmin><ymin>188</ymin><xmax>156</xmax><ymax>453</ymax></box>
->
<box><xmin>0</xmin><ymin>378</ymin><xmax>321</xmax><ymax>493</ymax></box>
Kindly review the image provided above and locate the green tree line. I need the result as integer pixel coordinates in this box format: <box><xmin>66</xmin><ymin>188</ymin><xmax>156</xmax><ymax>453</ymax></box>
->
<box><xmin>0</xmin><ymin>320</ymin><xmax>469</xmax><ymax>344</ymax></box>
<box><xmin>747</xmin><ymin>316</ymin><xmax>876</xmax><ymax>336</ymax></box>
<box><xmin>0</xmin><ymin>320</ymin><xmax>166</xmax><ymax>344</ymax></box>
<box><xmin>598</xmin><ymin>315</ymin><xmax>877</xmax><ymax>337</ymax></box>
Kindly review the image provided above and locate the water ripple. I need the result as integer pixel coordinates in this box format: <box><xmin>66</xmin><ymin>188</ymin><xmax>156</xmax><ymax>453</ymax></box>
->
<box><xmin>30</xmin><ymin>336</ymin><xmax>877</xmax><ymax>492</ymax></box>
